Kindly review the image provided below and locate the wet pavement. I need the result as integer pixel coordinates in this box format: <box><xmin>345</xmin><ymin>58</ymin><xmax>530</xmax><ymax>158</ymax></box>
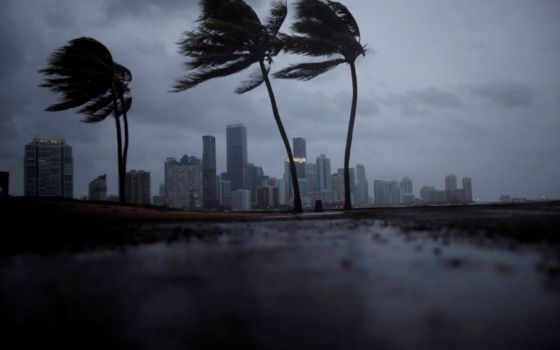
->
<box><xmin>1</xmin><ymin>218</ymin><xmax>559</xmax><ymax>349</ymax></box>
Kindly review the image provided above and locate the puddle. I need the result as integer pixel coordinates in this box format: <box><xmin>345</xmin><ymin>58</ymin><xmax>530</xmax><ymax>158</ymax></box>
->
<box><xmin>1</xmin><ymin>219</ymin><xmax>559</xmax><ymax>349</ymax></box>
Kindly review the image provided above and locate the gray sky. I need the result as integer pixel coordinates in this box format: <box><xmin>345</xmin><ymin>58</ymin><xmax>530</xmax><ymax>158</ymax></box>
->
<box><xmin>1</xmin><ymin>0</ymin><xmax>559</xmax><ymax>201</ymax></box>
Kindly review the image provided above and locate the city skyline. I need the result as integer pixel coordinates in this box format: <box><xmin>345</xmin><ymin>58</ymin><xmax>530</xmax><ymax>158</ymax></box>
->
<box><xmin>0</xmin><ymin>1</ymin><xmax>559</xmax><ymax>201</ymax></box>
<box><xmin>7</xmin><ymin>130</ymin><xmax>554</xmax><ymax>203</ymax></box>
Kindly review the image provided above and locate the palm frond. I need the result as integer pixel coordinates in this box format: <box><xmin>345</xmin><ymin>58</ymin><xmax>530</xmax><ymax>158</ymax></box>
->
<box><xmin>294</xmin><ymin>0</ymin><xmax>350</xmax><ymax>37</ymax></box>
<box><xmin>281</xmin><ymin>33</ymin><xmax>340</xmax><ymax>57</ymax></box>
<box><xmin>327</xmin><ymin>1</ymin><xmax>360</xmax><ymax>38</ymax></box>
<box><xmin>273</xmin><ymin>58</ymin><xmax>344</xmax><ymax>80</ymax></box>
<box><xmin>200</xmin><ymin>0</ymin><xmax>262</xmax><ymax>31</ymax></box>
<box><xmin>235</xmin><ymin>64</ymin><xmax>269</xmax><ymax>94</ymax></box>
<box><xmin>174</xmin><ymin>58</ymin><xmax>253</xmax><ymax>91</ymax></box>
<box><xmin>265</xmin><ymin>0</ymin><xmax>288</xmax><ymax>36</ymax></box>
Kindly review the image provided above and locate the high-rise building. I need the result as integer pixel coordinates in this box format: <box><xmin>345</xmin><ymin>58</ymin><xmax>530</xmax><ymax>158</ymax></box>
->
<box><xmin>305</xmin><ymin>162</ymin><xmax>317</xmax><ymax>193</ymax></box>
<box><xmin>202</xmin><ymin>135</ymin><xmax>218</xmax><ymax>209</ymax></box>
<box><xmin>125</xmin><ymin>170</ymin><xmax>151</xmax><ymax>205</ymax></box>
<box><xmin>231</xmin><ymin>189</ymin><xmax>250</xmax><ymax>210</ymax></box>
<box><xmin>463</xmin><ymin>177</ymin><xmax>472</xmax><ymax>202</ymax></box>
<box><xmin>355</xmin><ymin>164</ymin><xmax>369</xmax><ymax>206</ymax></box>
<box><xmin>227</xmin><ymin>124</ymin><xmax>247</xmax><ymax>191</ymax></box>
<box><xmin>152</xmin><ymin>183</ymin><xmax>166</xmax><ymax>206</ymax></box>
<box><xmin>165</xmin><ymin>155</ymin><xmax>202</xmax><ymax>209</ymax></box>
<box><xmin>24</xmin><ymin>138</ymin><xmax>73</xmax><ymax>198</ymax></box>
<box><xmin>420</xmin><ymin>186</ymin><xmax>447</xmax><ymax>203</ymax></box>
<box><xmin>256</xmin><ymin>186</ymin><xmax>278</xmax><ymax>209</ymax></box>
<box><xmin>331</xmin><ymin>172</ymin><xmax>344</xmax><ymax>203</ymax></box>
<box><xmin>399</xmin><ymin>176</ymin><xmax>413</xmax><ymax>195</ymax></box>
<box><xmin>316</xmin><ymin>154</ymin><xmax>331</xmax><ymax>192</ymax></box>
<box><xmin>246</xmin><ymin>163</ymin><xmax>264</xmax><ymax>203</ymax></box>
<box><xmin>88</xmin><ymin>175</ymin><xmax>107</xmax><ymax>201</ymax></box>
<box><xmin>293</xmin><ymin>138</ymin><xmax>306</xmax><ymax>179</ymax></box>
<box><xmin>373</xmin><ymin>180</ymin><xmax>400</xmax><ymax>206</ymax></box>
<box><xmin>445</xmin><ymin>174</ymin><xmax>457</xmax><ymax>192</ymax></box>
<box><xmin>219</xmin><ymin>177</ymin><xmax>232</xmax><ymax>209</ymax></box>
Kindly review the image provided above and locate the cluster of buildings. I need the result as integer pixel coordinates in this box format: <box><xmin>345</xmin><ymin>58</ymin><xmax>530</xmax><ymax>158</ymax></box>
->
<box><xmin>19</xmin><ymin>135</ymin><xmax>474</xmax><ymax>210</ymax></box>
<box><xmin>151</xmin><ymin>125</ymin><xmax>371</xmax><ymax>210</ymax></box>
<box><xmin>372</xmin><ymin>174</ymin><xmax>473</xmax><ymax>206</ymax></box>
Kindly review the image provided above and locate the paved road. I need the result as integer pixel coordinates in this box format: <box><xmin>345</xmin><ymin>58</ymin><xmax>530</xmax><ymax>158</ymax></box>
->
<box><xmin>1</xmin><ymin>218</ymin><xmax>559</xmax><ymax>349</ymax></box>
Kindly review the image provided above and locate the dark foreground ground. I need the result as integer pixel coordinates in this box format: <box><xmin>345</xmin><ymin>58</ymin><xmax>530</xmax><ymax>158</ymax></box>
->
<box><xmin>1</xmin><ymin>197</ymin><xmax>559</xmax><ymax>349</ymax></box>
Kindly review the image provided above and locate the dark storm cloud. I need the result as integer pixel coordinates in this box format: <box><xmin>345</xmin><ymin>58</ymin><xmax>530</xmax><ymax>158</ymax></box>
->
<box><xmin>381</xmin><ymin>87</ymin><xmax>464</xmax><ymax>114</ymax></box>
<box><xmin>467</xmin><ymin>81</ymin><xmax>534</xmax><ymax>108</ymax></box>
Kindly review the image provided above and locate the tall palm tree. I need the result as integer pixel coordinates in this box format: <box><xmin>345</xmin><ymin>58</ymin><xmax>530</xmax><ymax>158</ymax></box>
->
<box><xmin>274</xmin><ymin>0</ymin><xmax>365</xmax><ymax>210</ymax></box>
<box><xmin>174</xmin><ymin>0</ymin><xmax>303</xmax><ymax>212</ymax></box>
<box><xmin>40</xmin><ymin>37</ymin><xmax>132</xmax><ymax>203</ymax></box>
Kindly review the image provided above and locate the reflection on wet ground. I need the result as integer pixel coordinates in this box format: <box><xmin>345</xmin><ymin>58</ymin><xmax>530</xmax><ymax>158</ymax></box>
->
<box><xmin>1</xmin><ymin>219</ymin><xmax>559</xmax><ymax>349</ymax></box>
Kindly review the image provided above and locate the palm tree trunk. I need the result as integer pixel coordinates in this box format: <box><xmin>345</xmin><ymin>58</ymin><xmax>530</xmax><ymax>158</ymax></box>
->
<box><xmin>344</xmin><ymin>62</ymin><xmax>358</xmax><ymax>210</ymax></box>
<box><xmin>112</xmin><ymin>86</ymin><xmax>125</xmax><ymax>204</ymax></box>
<box><xmin>118</xmin><ymin>94</ymin><xmax>129</xmax><ymax>188</ymax></box>
<box><xmin>259</xmin><ymin>60</ymin><xmax>303</xmax><ymax>213</ymax></box>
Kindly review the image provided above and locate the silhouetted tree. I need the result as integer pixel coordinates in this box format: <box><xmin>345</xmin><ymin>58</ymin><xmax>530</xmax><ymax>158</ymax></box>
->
<box><xmin>40</xmin><ymin>37</ymin><xmax>132</xmax><ymax>203</ymax></box>
<box><xmin>174</xmin><ymin>0</ymin><xmax>303</xmax><ymax>213</ymax></box>
<box><xmin>274</xmin><ymin>0</ymin><xmax>365</xmax><ymax>210</ymax></box>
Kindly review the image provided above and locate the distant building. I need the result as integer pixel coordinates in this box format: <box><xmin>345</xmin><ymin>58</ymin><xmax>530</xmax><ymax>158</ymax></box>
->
<box><xmin>88</xmin><ymin>175</ymin><xmax>107</xmax><ymax>201</ymax></box>
<box><xmin>306</xmin><ymin>162</ymin><xmax>317</xmax><ymax>194</ymax></box>
<box><xmin>355</xmin><ymin>164</ymin><xmax>369</xmax><ymax>206</ymax></box>
<box><xmin>399</xmin><ymin>176</ymin><xmax>414</xmax><ymax>203</ymax></box>
<box><xmin>220</xmin><ymin>179</ymin><xmax>232</xmax><ymax>209</ymax></box>
<box><xmin>231</xmin><ymin>189</ymin><xmax>250</xmax><ymax>211</ymax></box>
<box><xmin>331</xmin><ymin>172</ymin><xmax>344</xmax><ymax>203</ymax></box>
<box><xmin>500</xmin><ymin>195</ymin><xmax>511</xmax><ymax>202</ymax></box>
<box><xmin>125</xmin><ymin>170</ymin><xmax>151</xmax><ymax>205</ymax></box>
<box><xmin>256</xmin><ymin>186</ymin><xmax>278</xmax><ymax>209</ymax></box>
<box><xmin>0</xmin><ymin>171</ymin><xmax>9</xmax><ymax>197</ymax></box>
<box><xmin>165</xmin><ymin>156</ymin><xmax>202</xmax><ymax>209</ymax></box>
<box><xmin>152</xmin><ymin>184</ymin><xmax>166</xmax><ymax>206</ymax></box>
<box><xmin>445</xmin><ymin>174</ymin><xmax>457</xmax><ymax>192</ymax></box>
<box><xmin>24</xmin><ymin>138</ymin><xmax>73</xmax><ymax>198</ymax></box>
<box><xmin>316</xmin><ymin>154</ymin><xmax>332</xmax><ymax>192</ymax></box>
<box><xmin>246</xmin><ymin>163</ymin><xmax>264</xmax><ymax>204</ymax></box>
<box><xmin>373</xmin><ymin>180</ymin><xmax>400</xmax><ymax>206</ymax></box>
<box><xmin>227</xmin><ymin>124</ymin><xmax>247</xmax><ymax>191</ymax></box>
<box><xmin>202</xmin><ymin>135</ymin><xmax>218</xmax><ymax>209</ymax></box>
<box><xmin>463</xmin><ymin>177</ymin><xmax>472</xmax><ymax>202</ymax></box>
<box><xmin>420</xmin><ymin>186</ymin><xmax>447</xmax><ymax>203</ymax></box>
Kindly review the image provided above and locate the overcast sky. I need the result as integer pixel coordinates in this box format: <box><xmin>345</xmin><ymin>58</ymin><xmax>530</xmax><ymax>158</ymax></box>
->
<box><xmin>1</xmin><ymin>0</ymin><xmax>559</xmax><ymax>201</ymax></box>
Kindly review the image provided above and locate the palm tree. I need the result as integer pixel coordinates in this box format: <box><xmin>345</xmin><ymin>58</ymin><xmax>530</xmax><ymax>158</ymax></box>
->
<box><xmin>274</xmin><ymin>0</ymin><xmax>365</xmax><ymax>210</ymax></box>
<box><xmin>40</xmin><ymin>37</ymin><xmax>132</xmax><ymax>203</ymax></box>
<box><xmin>174</xmin><ymin>0</ymin><xmax>303</xmax><ymax>212</ymax></box>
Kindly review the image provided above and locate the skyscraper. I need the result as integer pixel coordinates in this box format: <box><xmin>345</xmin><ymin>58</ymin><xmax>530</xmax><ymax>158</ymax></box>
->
<box><xmin>316</xmin><ymin>154</ymin><xmax>331</xmax><ymax>192</ymax></box>
<box><xmin>445</xmin><ymin>174</ymin><xmax>457</xmax><ymax>192</ymax></box>
<box><xmin>88</xmin><ymin>175</ymin><xmax>107</xmax><ymax>201</ymax></box>
<box><xmin>125</xmin><ymin>170</ymin><xmax>151</xmax><ymax>205</ymax></box>
<box><xmin>463</xmin><ymin>177</ymin><xmax>472</xmax><ymax>202</ymax></box>
<box><xmin>164</xmin><ymin>155</ymin><xmax>202</xmax><ymax>209</ymax></box>
<box><xmin>227</xmin><ymin>124</ymin><xmax>247</xmax><ymax>191</ymax></box>
<box><xmin>24</xmin><ymin>138</ymin><xmax>73</xmax><ymax>198</ymax></box>
<box><xmin>374</xmin><ymin>180</ymin><xmax>400</xmax><ymax>206</ymax></box>
<box><xmin>355</xmin><ymin>164</ymin><xmax>369</xmax><ymax>206</ymax></box>
<box><xmin>202</xmin><ymin>135</ymin><xmax>218</xmax><ymax>209</ymax></box>
<box><xmin>399</xmin><ymin>176</ymin><xmax>413</xmax><ymax>195</ymax></box>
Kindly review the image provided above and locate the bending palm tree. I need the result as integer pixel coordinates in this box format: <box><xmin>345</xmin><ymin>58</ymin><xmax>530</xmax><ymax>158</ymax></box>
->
<box><xmin>40</xmin><ymin>37</ymin><xmax>132</xmax><ymax>203</ymax></box>
<box><xmin>274</xmin><ymin>0</ymin><xmax>365</xmax><ymax>210</ymax></box>
<box><xmin>174</xmin><ymin>0</ymin><xmax>303</xmax><ymax>212</ymax></box>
